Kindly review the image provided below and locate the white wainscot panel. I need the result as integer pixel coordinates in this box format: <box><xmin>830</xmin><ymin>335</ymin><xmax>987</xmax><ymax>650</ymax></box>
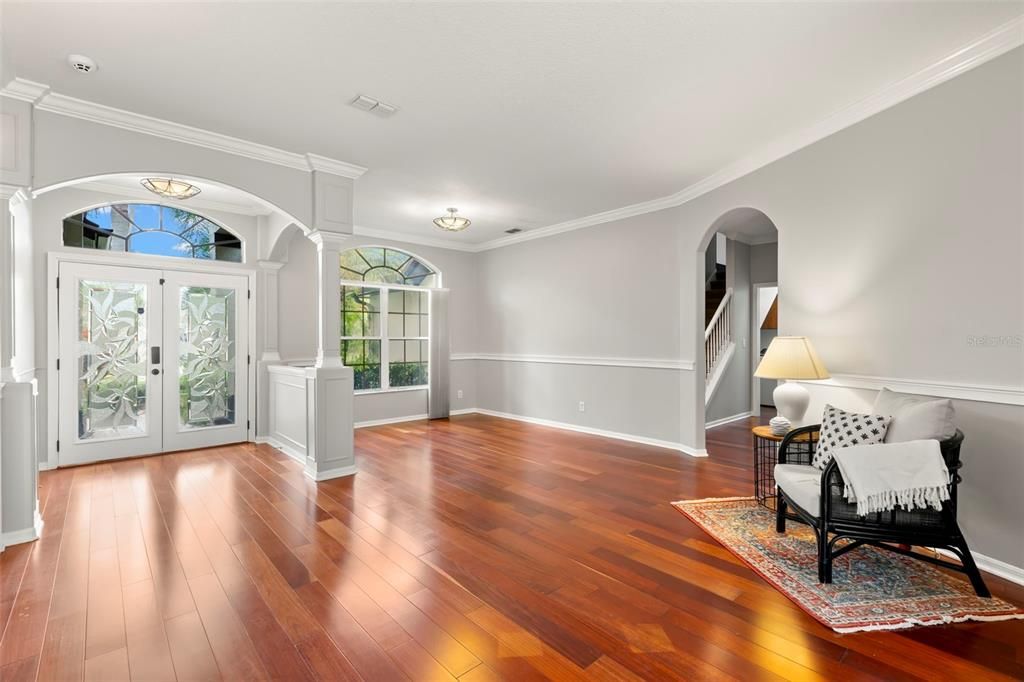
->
<box><xmin>267</xmin><ymin>364</ymin><xmax>309</xmax><ymax>462</ymax></box>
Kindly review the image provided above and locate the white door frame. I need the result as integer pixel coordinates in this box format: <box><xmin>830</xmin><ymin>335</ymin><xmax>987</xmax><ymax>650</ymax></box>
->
<box><xmin>46</xmin><ymin>250</ymin><xmax>257</xmax><ymax>469</ymax></box>
<box><xmin>751</xmin><ymin>281</ymin><xmax>778</xmax><ymax>417</ymax></box>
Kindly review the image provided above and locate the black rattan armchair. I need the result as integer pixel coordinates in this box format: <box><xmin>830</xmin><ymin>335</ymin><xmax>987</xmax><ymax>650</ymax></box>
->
<box><xmin>774</xmin><ymin>425</ymin><xmax>990</xmax><ymax>597</ymax></box>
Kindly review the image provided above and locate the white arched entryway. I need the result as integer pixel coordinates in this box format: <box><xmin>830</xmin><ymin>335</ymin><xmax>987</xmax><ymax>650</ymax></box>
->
<box><xmin>691</xmin><ymin>206</ymin><xmax>780</xmax><ymax>452</ymax></box>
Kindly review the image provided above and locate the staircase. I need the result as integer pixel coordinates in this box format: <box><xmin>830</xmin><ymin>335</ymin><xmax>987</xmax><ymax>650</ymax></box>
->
<box><xmin>704</xmin><ymin>270</ymin><xmax>735</xmax><ymax>404</ymax></box>
<box><xmin>705</xmin><ymin>263</ymin><xmax>727</xmax><ymax>326</ymax></box>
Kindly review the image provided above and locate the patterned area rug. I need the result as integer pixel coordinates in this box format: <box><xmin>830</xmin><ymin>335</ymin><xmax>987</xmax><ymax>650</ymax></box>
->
<box><xmin>672</xmin><ymin>497</ymin><xmax>1024</xmax><ymax>633</ymax></box>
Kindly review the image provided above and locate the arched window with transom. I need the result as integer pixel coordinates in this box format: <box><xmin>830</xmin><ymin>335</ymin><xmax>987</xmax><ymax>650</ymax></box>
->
<box><xmin>338</xmin><ymin>246</ymin><xmax>438</xmax><ymax>392</ymax></box>
<box><xmin>62</xmin><ymin>203</ymin><xmax>243</xmax><ymax>262</ymax></box>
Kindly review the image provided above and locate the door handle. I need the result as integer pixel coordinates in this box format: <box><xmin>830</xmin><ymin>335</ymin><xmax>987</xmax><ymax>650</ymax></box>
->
<box><xmin>151</xmin><ymin>346</ymin><xmax>161</xmax><ymax>364</ymax></box>
<box><xmin>151</xmin><ymin>369</ymin><xmax>160</xmax><ymax>375</ymax></box>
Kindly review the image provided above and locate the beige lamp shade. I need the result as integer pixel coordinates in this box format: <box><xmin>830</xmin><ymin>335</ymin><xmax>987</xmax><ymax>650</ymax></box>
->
<box><xmin>754</xmin><ymin>336</ymin><xmax>830</xmax><ymax>380</ymax></box>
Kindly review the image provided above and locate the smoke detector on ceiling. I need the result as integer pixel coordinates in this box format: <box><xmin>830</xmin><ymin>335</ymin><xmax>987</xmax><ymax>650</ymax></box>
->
<box><xmin>67</xmin><ymin>54</ymin><xmax>97</xmax><ymax>74</ymax></box>
<box><xmin>349</xmin><ymin>94</ymin><xmax>398</xmax><ymax>118</ymax></box>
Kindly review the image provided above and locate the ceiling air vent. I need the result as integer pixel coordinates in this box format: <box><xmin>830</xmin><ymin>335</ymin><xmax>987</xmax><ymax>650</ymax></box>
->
<box><xmin>504</xmin><ymin>228</ymin><xmax>523</xmax><ymax>235</ymax></box>
<box><xmin>349</xmin><ymin>94</ymin><xmax>398</xmax><ymax>118</ymax></box>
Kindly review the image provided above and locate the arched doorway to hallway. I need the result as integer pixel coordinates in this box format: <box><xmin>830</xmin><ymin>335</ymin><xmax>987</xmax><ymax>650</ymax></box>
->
<box><xmin>693</xmin><ymin>207</ymin><xmax>780</xmax><ymax>451</ymax></box>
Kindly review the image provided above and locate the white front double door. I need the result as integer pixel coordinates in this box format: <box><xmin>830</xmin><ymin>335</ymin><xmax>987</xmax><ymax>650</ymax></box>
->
<box><xmin>58</xmin><ymin>262</ymin><xmax>249</xmax><ymax>466</ymax></box>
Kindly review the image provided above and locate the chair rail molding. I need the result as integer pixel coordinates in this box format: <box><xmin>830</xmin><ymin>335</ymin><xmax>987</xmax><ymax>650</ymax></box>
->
<box><xmin>451</xmin><ymin>353</ymin><xmax>696</xmax><ymax>371</ymax></box>
<box><xmin>1</xmin><ymin>79</ymin><xmax>367</xmax><ymax>178</ymax></box>
<box><xmin>794</xmin><ymin>373</ymin><xmax>1024</xmax><ymax>407</ymax></box>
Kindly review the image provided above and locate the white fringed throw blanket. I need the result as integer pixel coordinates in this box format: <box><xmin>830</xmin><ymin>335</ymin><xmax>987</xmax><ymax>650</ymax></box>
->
<box><xmin>832</xmin><ymin>440</ymin><xmax>951</xmax><ymax>516</ymax></box>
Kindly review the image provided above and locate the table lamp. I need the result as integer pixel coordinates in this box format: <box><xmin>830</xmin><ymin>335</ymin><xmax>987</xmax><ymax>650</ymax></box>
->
<box><xmin>754</xmin><ymin>336</ymin><xmax>830</xmax><ymax>435</ymax></box>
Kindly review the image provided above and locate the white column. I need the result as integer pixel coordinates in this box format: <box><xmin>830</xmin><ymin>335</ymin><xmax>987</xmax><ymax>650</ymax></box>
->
<box><xmin>307</xmin><ymin>230</ymin><xmax>348</xmax><ymax>369</ymax></box>
<box><xmin>257</xmin><ymin>260</ymin><xmax>284</xmax><ymax>363</ymax></box>
<box><xmin>255</xmin><ymin>260</ymin><xmax>284</xmax><ymax>439</ymax></box>
<box><xmin>0</xmin><ymin>186</ymin><xmax>43</xmax><ymax>549</ymax></box>
<box><xmin>0</xmin><ymin>186</ymin><xmax>20</xmax><ymax>381</ymax></box>
<box><xmin>301</xmin><ymin>229</ymin><xmax>355</xmax><ymax>480</ymax></box>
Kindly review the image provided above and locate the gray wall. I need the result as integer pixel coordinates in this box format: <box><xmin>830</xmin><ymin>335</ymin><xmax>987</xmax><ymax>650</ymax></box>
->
<box><xmin>750</xmin><ymin>242</ymin><xmax>778</xmax><ymax>284</ymax></box>
<box><xmin>475</xmin><ymin>209</ymin><xmax>683</xmax><ymax>444</ymax></box>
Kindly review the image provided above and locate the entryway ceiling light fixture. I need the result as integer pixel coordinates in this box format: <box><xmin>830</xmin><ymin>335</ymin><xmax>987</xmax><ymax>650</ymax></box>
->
<box><xmin>141</xmin><ymin>177</ymin><xmax>202</xmax><ymax>200</ymax></box>
<box><xmin>433</xmin><ymin>207</ymin><xmax>471</xmax><ymax>232</ymax></box>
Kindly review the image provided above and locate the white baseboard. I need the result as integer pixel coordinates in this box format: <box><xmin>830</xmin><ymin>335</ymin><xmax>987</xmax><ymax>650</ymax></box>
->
<box><xmin>254</xmin><ymin>436</ymin><xmax>305</xmax><ymax>463</ymax></box>
<box><xmin>705</xmin><ymin>411</ymin><xmax>752</xmax><ymax>429</ymax></box>
<box><xmin>0</xmin><ymin>510</ymin><xmax>44</xmax><ymax>551</ymax></box>
<box><xmin>449</xmin><ymin>408</ymin><xmax>478</xmax><ymax>416</ymax></box>
<box><xmin>467</xmin><ymin>407</ymin><xmax>708</xmax><ymax>457</ymax></box>
<box><xmin>355</xmin><ymin>413</ymin><xmax>428</xmax><ymax>429</ymax></box>
<box><xmin>305</xmin><ymin>464</ymin><xmax>358</xmax><ymax>481</ymax></box>
<box><xmin>935</xmin><ymin>548</ymin><xmax>1024</xmax><ymax>588</ymax></box>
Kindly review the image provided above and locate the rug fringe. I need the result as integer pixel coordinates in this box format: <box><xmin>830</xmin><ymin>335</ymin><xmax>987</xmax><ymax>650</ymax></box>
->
<box><xmin>672</xmin><ymin>496</ymin><xmax>755</xmax><ymax>505</ymax></box>
<box><xmin>833</xmin><ymin>612</ymin><xmax>1024</xmax><ymax>634</ymax></box>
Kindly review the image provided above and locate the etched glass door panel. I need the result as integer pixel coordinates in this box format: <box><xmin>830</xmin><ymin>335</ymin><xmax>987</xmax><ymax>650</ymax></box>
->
<box><xmin>162</xmin><ymin>272</ymin><xmax>249</xmax><ymax>452</ymax></box>
<box><xmin>77</xmin><ymin>280</ymin><xmax>149</xmax><ymax>439</ymax></box>
<box><xmin>178</xmin><ymin>286</ymin><xmax>236</xmax><ymax>429</ymax></box>
<box><xmin>59</xmin><ymin>263</ymin><xmax>164</xmax><ymax>465</ymax></box>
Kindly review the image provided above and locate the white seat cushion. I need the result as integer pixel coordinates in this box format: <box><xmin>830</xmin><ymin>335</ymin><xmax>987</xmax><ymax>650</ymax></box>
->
<box><xmin>774</xmin><ymin>464</ymin><xmax>823</xmax><ymax>517</ymax></box>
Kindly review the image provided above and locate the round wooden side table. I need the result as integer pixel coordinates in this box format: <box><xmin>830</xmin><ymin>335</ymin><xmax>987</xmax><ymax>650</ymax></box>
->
<box><xmin>751</xmin><ymin>425</ymin><xmax>812</xmax><ymax>510</ymax></box>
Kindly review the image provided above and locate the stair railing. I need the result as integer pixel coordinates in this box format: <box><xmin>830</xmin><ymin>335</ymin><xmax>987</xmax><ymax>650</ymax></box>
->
<box><xmin>704</xmin><ymin>288</ymin><xmax>733</xmax><ymax>379</ymax></box>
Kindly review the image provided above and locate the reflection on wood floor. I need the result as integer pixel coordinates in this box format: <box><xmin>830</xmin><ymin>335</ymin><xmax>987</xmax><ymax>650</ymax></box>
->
<box><xmin>1</xmin><ymin>413</ymin><xmax>1022</xmax><ymax>680</ymax></box>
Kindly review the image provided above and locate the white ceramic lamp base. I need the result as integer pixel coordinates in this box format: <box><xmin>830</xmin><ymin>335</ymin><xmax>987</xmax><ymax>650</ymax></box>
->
<box><xmin>770</xmin><ymin>381</ymin><xmax>810</xmax><ymax>435</ymax></box>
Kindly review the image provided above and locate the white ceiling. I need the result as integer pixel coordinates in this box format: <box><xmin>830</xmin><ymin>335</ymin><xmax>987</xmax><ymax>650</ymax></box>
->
<box><xmin>3</xmin><ymin>2</ymin><xmax>1021</xmax><ymax>245</ymax></box>
<box><xmin>72</xmin><ymin>174</ymin><xmax>274</xmax><ymax>217</ymax></box>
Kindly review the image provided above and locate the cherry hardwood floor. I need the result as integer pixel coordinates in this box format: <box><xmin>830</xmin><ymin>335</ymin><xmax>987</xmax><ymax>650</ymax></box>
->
<box><xmin>2</xmin><ymin>413</ymin><xmax>1022</xmax><ymax>681</ymax></box>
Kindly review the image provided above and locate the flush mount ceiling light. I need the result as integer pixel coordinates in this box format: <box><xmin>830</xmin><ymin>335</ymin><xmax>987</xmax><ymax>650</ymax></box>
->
<box><xmin>140</xmin><ymin>177</ymin><xmax>202</xmax><ymax>200</ymax></box>
<box><xmin>433</xmin><ymin>207</ymin><xmax>471</xmax><ymax>232</ymax></box>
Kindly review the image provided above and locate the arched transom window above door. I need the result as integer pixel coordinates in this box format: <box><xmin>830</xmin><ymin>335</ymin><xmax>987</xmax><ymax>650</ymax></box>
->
<box><xmin>63</xmin><ymin>203</ymin><xmax>243</xmax><ymax>263</ymax></box>
<box><xmin>339</xmin><ymin>246</ymin><xmax>437</xmax><ymax>287</ymax></box>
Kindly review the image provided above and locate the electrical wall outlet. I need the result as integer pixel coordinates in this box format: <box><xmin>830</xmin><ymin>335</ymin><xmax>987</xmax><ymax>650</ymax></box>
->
<box><xmin>578</xmin><ymin>401</ymin><xmax>585</xmax><ymax>412</ymax></box>
<box><xmin>457</xmin><ymin>389</ymin><xmax>463</xmax><ymax>399</ymax></box>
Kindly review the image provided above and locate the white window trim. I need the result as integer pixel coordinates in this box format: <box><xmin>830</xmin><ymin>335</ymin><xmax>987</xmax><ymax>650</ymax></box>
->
<box><xmin>340</xmin><ymin>280</ymin><xmax>430</xmax><ymax>394</ymax></box>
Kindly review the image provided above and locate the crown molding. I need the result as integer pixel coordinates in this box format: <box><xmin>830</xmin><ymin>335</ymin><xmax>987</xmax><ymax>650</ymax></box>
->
<box><xmin>77</xmin><ymin>179</ymin><xmax>272</xmax><ymax>217</ymax></box>
<box><xmin>0</xmin><ymin>78</ymin><xmax>49</xmax><ymax>104</ymax></box>
<box><xmin>1</xmin><ymin>79</ymin><xmax>365</xmax><ymax>177</ymax></box>
<box><xmin>352</xmin><ymin>224</ymin><xmax>479</xmax><ymax>253</ymax></box>
<box><xmin>472</xmin><ymin>16</ymin><xmax>1024</xmax><ymax>253</ymax></box>
<box><xmin>0</xmin><ymin>184</ymin><xmax>25</xmax><ymax>201</ymax></box>
<box><xmin>4</xmin><ymin>15</ymin><xmax>1019</xmax><ymax>254</ymax></box>
<box><xmin>305</xmin><ymin>153</ymin><xmax>367</xmax><ymax>180</ymax></box>
<box><xmin>307</xmin><ymin>230</ymin><xmax>351</xmax><ymax>249</ymax></box>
